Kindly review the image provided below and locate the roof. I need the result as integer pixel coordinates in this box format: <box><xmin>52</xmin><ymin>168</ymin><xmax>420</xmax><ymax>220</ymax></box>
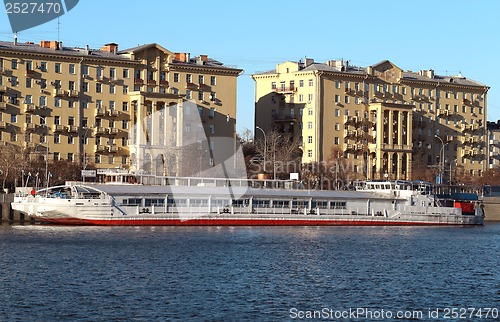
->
<box><xmin>252</xmin><ymin>59</ymin><xmax>487</xmax><ymax>87</ymax></box>
<box><xmin>85</xmin><ymin>183</ymin><xmax>391</xmax><ymax>200</ymax></box>
<box><xmin>0</xmin><ymin>41</ymin><xmax>132</xmax><ymax>61</ymax></box>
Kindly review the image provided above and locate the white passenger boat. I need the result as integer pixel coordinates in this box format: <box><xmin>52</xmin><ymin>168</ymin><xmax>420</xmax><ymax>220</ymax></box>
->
<box><xmin>11</xmin><ymin>178</ymin><xmax>484</xmax><ymax>226</ymax></box>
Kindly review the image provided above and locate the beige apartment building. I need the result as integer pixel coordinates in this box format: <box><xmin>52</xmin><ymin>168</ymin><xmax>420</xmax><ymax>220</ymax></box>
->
<box><xmin>0</xmin><ymin>40</ymin><xmax>241</xmax><ymax>176</ymax></box>
<box><xmin>253</xmin><ymin>59</ymin><xmax>489</xmax><ymax>181</ymax></box>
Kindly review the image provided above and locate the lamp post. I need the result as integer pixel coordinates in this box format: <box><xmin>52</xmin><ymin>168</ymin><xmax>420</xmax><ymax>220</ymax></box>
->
<box><xmin>434</xmin><ymin>135</ymin><xmax>447</xmax><ymax>184</ymax></box>
<box><xmin>449</xmin><ymin>159</ymin><xmax>457</xmax><ymax>185</ymax></box>
<box><xmin>82</xmin><ymin>124</ymin><xmax>95</xmax><ymax>182</ymax></box>
<box><xmin>256</xmin><ymin>126</ymin><xmax>267</xmax><ymax>173</ymax></box>
<box><xmin>33</xmin><ymin>115</ymin><xmax>49</xmax><ymax>195</ymax></box>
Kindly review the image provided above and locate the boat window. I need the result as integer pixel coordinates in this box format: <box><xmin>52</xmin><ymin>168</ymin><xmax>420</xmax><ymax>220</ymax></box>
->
<box><xmin>375</xmin><ymin>184</ymin><xmax>381</xmax><ymax>189</ymax></box>
<box><xmin>252</xmin><ymin>199</ymin><xmax>270</xmax><ymax>208</ymax></box>
<box><xmin>331</xmin><ymin>201</ymin><xmax>347</xmax><ymax>209</ymax></box>
<box><xmin>145</xmin><ymin>198</ymin><xmax>164</xmax><ymax>207</ymax></box>
<box><xmin>385</xmin><ymin>184</ymin><xmax>391</xmax><ymax>189</ymax></box>
<box><xmin>231</xmin><ymin>199</ymin><xmax>249</xmax><ymax>207</ymax></box>
<box><xmin>124</xmin><ymin>198</ymin><xmax>142</xmax><ymax>206</ymax></box>
<box><xmin>292</xmin><ymin>200</ymin><xmax>308</xmax><ymax>208</ymax></box>
<box><xmin>273</xmin><ymin>200</ymin><xmax>290</xmax><ymax>208</ymax></box>
<box><xmin>190</xmin><ymin>199</ymin><xmax>208</xmax><ymax>207</ymax></box>
<box><xmin>167</xmin><ymin>197</ymin><xmax>187</xmax><ymax>207</ymax></box>
<box><xmin>213</xmin><ymin>199</ymin><xmax>231</xmax><ymax>207</ymax></box>
<box><xmin>312</xmin><ymin>201</ymin><xmax>328</xmax><ymax>209</ymax></box>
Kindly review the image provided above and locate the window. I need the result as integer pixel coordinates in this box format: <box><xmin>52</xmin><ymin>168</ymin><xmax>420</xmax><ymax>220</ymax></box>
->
<box><xmin>122</xmin><ymin>102</ymin><xmax>128</xmax><ymax>111</ymax></box>
<box><xmin>10</xmin><ymin>76</ymin><xmax>17</xmax><ymax>86</ymax></box>
<box><xmin>186</xmin><ymin>74</ymin><xmax>192</xmax><ymax>83</ymax></box>
<box><xmin>186</xmin><ymin>90</ymin><xmax>191</xmax><ymax>99</ymax></box>
<box><xmin>173</xmin><ymin>73</ymin><xmax>179</xmax><ymax>82</ymax></box>
<box><xmin>299</xmin><ymin>94</ymin><xmax>304</xmax><ymax>102</ymax></box>
<box><xmin>210</xmin><ymin>91</ymin><xmax>216</xmax><ymax>101</ymax></box>
<box><xmin>68</xmin><ymin>116</ymin><xmax>74</xmax><ymax>126</ymax></box>
<box><xmin>309</xmin><ymin>79</ymin><xmax>313</xmax><ymax>86</ymax></box>
<box><xmin>68</xmin><ymin>100</ymin><xmax>75</xmax><ymax>108</ymax></box>
<box><xmin>68</xmin><ymin>136</ymin><xmax>74</xmax><ymax>144</ymax></box>
<box><xmin>210</xmin><ymin>76</ymin><xmax>216</xmax><ymax>86</ymax></box>
<box><xmin>40</xmin><ymin>79</ymin><xmax>47</xmax><ymax>89</ymax></box>
<box><xmin>308</xmin><ymin>121</ymin><xmax>313</xmax><ymax>129</ymax></box>
<box><xmin>335</xmin><ymin>109</ymin><xmax>340</xmax><ymax>117</ymax></box>
<box><xmin>123</xmin><ymin>69</ymin><xmax>129</xmax><ymax>78</ymax></box>
<box><xmin>26</xmin><ymin>78</ymin><xmax>32</xmax><ymax>88</ymax></box>
<box><xmin>54</xmin><ymin>116</ymin><xmax>60</xmax><ymax>125</ymax></box>
<box><xmin>308</xmin><ymin>94</ymin><xmax>313</xmax><ymax>102</ymax></box>
<box><xmin>123</xmin><ymin>86</ymin><xmax>128</xmax><ymax>94</ymax></box>
<box><xmin>299</xmin><ymin>80</ymin><xmax>304</xmax><ymax>87</ymax></box>
<box><xmin>198</xmin><ymin>75</ymin><xmax>204</xmax><ymax>84</ymax></box>
<box><xmin>40</xmin><ymin>62</ymin><xmax>47</xmax><ymax>72</ymax></box>
<box><xmin>210</xmin><ymin>124</ymin><xmax>215</xmax><ymax>134</ymax></box>
<box><xmin>96</xmin><ymin>100</ymin><xmax>102</xmax><ymax>108</ymax></box>
<box><xmin>11</xmin><ymin>59</ymin><xmax>17</xmax><ymax>69</ymax></box>
<box><xmin>344</xmin><ymin>96</ymin><xmax>349</xmax><ymax>104</ymax></box>
<box><xmin>110</xmin><ymin>84</ymin><xmax>115</xmax><ymax>94</ymax></box>
<box><xmin>39</xmin><ymin>96</ymin><xmax>46</xmax><ymax>106</ymax></box>
<box><xmin>109</xmin><ymin>101</ymin><xmax>115</xmax><ymax>110</ymax></box>
<box><xmin>96</xmin><ymin>83</ymin><xmax>102</xmax><ymax>93</ymax></box>
<box><xmin>308</xmin><ymin>108</ymin><xmax>313</xmax><ymax>116</ymax></box>
<box><xmin>198</xmin><ymin>91</ymin><xmax>203</xmax><ymax>101</ymax></box>
<box><xmin>308</xmin><ymin>150</ymin><xmax>313</xmax><ymax>158</ymax></box>
<box><xmin>55</xmin><ymin>63</ymin><xmax>61</xmax><ymax>73</ymax></box>
<box><xmin>122</xmin><ymin>120</ymin><xmax>128</xmax><ymax>129</ymax></box>
<box><xmin>98</xmin><ymin>67</ymin><xmax>104</xmax><ymax>77</ymax></box>
<box><xmin>95</xmin><ymin>155</ymin><xmax>101</xmax><ymax>164</ymax></box>
<box><xmin>81</xmin><ymin>100</ymin><xmax>88</xmax><ymax>109</ymax></box>
<box><xmin>69</xmin><ymin>81</ymin><xmax>75</xmax><ymax>91</ymax></box>
<box><xmin>308</xmin><ymin>136</ymin><xmax>313</xmax><ymax>143</ymax></box>
<box><xmin>271</xmin><ymin>82</ymin><xmax>277</xmax><ymax>90</ymax></box>
<box><xmin>69</xmin><ymin>64</ymin><xmax>75</xmax><ymax>74</ymax></box>
<box><xmin>81</xmin><ymin>65</ymin><xmax>88</xmax><ymax>76</ymax></box>
<box><xmin>54</xmin><ymin>134</ymin><xmax>60</xmax><ymax>144</ymax></box>
<box><xmin>110</xmin><ymin>68</ymin><xmax>116</xmax><ymax>79</ymax></box>
<box><xmin>82</xmin><ymin>82</ymin><xmax>89</xmax><ymax>92</ymax></box>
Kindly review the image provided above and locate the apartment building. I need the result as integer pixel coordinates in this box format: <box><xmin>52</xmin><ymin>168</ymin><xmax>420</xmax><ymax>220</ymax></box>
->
<box><xmin>253</xmin><ymin>59</ymin><xmax>489</xmax><ymax>181</ymax></box>
<box><xmin>487</xmin><ymin>121</ymin><xmax>500</xmax><ymax>170</ymax></box>
<box><xmin>0</xmin><ymin>40</ymin><xmax>241</xmax><ymax>175</ymax></box>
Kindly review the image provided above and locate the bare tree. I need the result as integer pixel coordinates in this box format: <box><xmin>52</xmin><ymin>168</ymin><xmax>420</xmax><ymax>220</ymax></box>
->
<box><xmin>0</xmin><ymin>143</ymin><xmax>27</xmax><ymax>191</ymax></box>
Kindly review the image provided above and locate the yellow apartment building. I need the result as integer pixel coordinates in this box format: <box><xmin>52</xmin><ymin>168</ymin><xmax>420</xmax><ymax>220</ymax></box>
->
<box><xmin>253</xmin><ymin>59</ymin><xmax>489</xmax><ymax>181</ymax></box>
<box><xmin>0</xmin><ymin>40</ymin><xmax>241</xmax><ymax>176</ymax></box>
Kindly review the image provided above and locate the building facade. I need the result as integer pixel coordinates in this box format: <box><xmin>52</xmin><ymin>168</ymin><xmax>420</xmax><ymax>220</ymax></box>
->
<box><xmin>487</xmin><ymin>121</ymin><xmax>500</xmax><ymax>170</ymax></box>
<box><xmin>0</xmin><ymin>40</ymin><xmax>241</xmax><ymax>175</ymax></box>
<box><xmin>253</xmin><ymin>59</ymin><xmax>489</xmax><ymax>181</ymax></box>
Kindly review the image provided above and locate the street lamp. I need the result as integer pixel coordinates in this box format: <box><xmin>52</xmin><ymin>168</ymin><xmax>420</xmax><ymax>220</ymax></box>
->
<box><xmin>82</xmin><ymin>124</ymin><xmax>95</xmax><ymax>182</ymax></box>
<box><xmin>33</xmin><ymin>115</ymin><xmax>49</xmax><ymax>195</ymax></box>
<box><xmin>434</xmin><ymin>135</ymin><xmax>447</xmax><ymax>184</ymax></box>
<box><xmin>256</xmin><ymin>126</ymin><xmax>267</xmax><ymax>173</ymax></box>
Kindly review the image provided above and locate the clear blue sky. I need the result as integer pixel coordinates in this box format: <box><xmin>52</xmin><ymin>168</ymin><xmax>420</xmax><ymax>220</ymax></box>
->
<box><xmin>1</xmin><ymin>0</ymin><xmax>499</xmax><ymax>134</ymax></box>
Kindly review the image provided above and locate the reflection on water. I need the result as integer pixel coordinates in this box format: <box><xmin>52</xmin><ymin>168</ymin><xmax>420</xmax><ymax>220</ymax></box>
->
<box><xmin>0</xmin><ymin>224</ymin><xmax>499</xmax><ymax>321</ymax></box>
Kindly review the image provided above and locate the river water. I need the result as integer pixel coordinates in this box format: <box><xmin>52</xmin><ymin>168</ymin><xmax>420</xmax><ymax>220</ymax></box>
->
<box><xmin>0</xmin><ymin>224</ymin><xmax>499</xmax><ymax>321</ymax></box>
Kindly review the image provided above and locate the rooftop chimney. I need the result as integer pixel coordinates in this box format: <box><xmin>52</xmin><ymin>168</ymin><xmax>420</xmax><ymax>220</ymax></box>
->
<box><xmin>100</xmin><ymin>43</ymin><xmax>118</xmax><ymax>54</ymax></box>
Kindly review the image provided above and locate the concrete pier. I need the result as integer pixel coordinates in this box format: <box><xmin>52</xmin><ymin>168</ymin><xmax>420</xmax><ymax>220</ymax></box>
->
<box><xmin>0</xmin><ymin>193</ymin><xmax>27</xmax><ymax>224</ymax></box>
<box><xmin>482</xmin><ymin>197</ymin><xmax>500</xmax><ymax>222</ymax></box>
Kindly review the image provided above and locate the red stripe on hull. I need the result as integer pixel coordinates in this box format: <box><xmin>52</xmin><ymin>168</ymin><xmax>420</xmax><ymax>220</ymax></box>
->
<box><xmin>36</xmin><ymin>218</ymin><xmax>478</xmax><ymax>226</ymax></box>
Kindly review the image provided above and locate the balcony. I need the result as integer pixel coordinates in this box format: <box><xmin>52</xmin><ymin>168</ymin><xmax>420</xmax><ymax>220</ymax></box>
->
<box><xmin>67</xmin><ymin>90</ymin><xmax>79</xmax><ymax>98</ymax></box>
<box><xmin>273</xmin><ymin>86</ymin><xmax>297</xmax><ymax>94</ymax></box>
<box><xmin>109</xmin><ymin>77</ymin><xmax>121</xmax><ymax>84</ymax></box>
<box><xmin>95</xmin><ymin>127</ymin><xmax>108</xmax><ymax>135</ymax></box>
<box><xmin>185</xmin><ymin>83</ymin><xmax>198</xmax><ymax>90</ymax></box>
<box><xmin>160</xmin><ymin>80</ymin><xmax>169</xmax><ymax>86</ymax></box>
<box><xmin>108</xmin><ymin>128</ymin><xmax>119</xmax><ymax>135</ymax></box>
<box><xmin>344</xmin><ymin>144</ymin><xmax>356</xmax><ymax>151</ymax></box>
<box><xmin>272</xmin><ymin>114</ymin><xmax>297</xmax><ymax>122</ymax></box>
<box><xmin>0</xmin><ymin>102</ymin><xmax>6</xmax><ymax>110</ymax></box>
<box><xmin>96</xmin><ymin>108</ymin><xmax>106</xmax><ymax>117</ymax></box>
<box><xmin>24</xmin><ymin>103</ymin><xmax>37</xmax><ymax>113</ymax></box>
<box><xmin>344</xmin><ymin>115</ymin><xmax>358</xmax><ymax>124</ymax></box>
<box><xmin>96</xmin><ymin>75</ymin><xmax>106</xmax><ymax>82</ymax></box>
<box><xmin>0</xmin><ymin>67</ymin><xmax>11</xmax><ymax>75</ymax></box>
<box><xmin>68</xmin><ymin>125</ymin><xmax>79</xmax><ymax>133</ymax></box>
<box><xmin>109</xmin><ymin>145</ymin><xmax>119</xmax><ymax>153</ymax></box>
<box><xmin>52</xmin><ymin>89</ymin><xmax>66</xmax><ymax>97</ymax></box>
<box><xmin>134</xmin><ymin>78</ymin><xmax>144</xmax><ymax>85</ymax></box>
<box><xmin>53</xmin><ymin>124</ymin><xmax>67</xmax><ymax>133</ymax></box>
<box><xmin>95</xmin><ymin>145</ymin><xmax>108</xmax><ymax>153</ymax></box>
<box><xmin>344</xmin><ymin>130</ymin><xmax>356</xmax><ymax>138</ymax></box>
<box><xmin>25</xmin><ymin>70</ymin><xmax>36</xmax><ymax>78</ymax></box>
<box><xmin>0</xmin><ymin>84</ymin><xmax>6</xmax><ymax>92</ymax></box>
<box><xmin>25</xmin><ymin>123</ymin><xmax>37</xmax><ymax>131</ymax></box>
<box><xmin>147</xmin><ymin>79</ymin><xmax>157</xmax><ymax>86</ymax></box>
<box><xmin>107</xmin><ymin>109</ymin><xmax>119</xmax><ymax>117</ymax></box>
<box><xmin>0</xmin><ymin>121</ymin><xmax>5</xmax><ymax>129</ymax></box>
